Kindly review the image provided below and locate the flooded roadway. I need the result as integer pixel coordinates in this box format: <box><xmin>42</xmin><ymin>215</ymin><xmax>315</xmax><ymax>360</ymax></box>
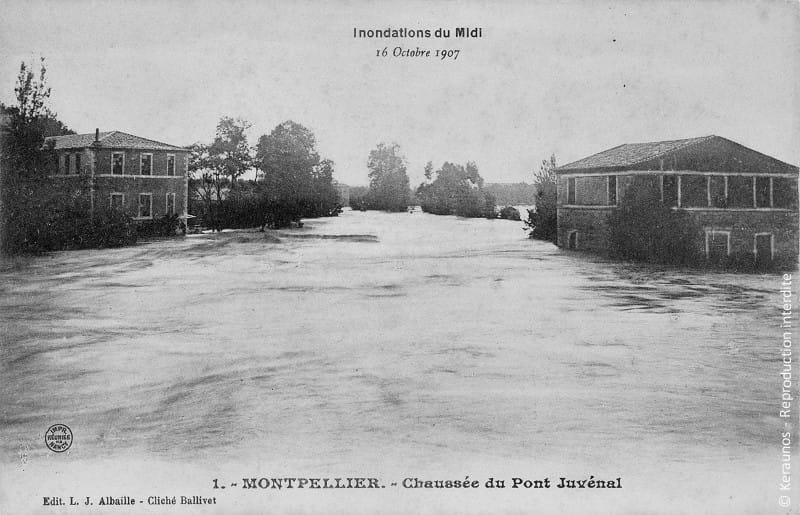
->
<box><xmin>0</xmin><ymin>209</ymin><xmax>792</xmax><ymax>514</ymax></box>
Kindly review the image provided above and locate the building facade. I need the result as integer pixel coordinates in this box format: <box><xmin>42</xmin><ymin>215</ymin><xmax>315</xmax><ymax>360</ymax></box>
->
<box><xmin>45</xmin><ymin>130</ymin><xmax>189</xmax><ymax>221</ymax></box>
<box><xmin>555</xmin><ymin>135</ymin><xmax>799</xmax><ymax>266</ymax></box>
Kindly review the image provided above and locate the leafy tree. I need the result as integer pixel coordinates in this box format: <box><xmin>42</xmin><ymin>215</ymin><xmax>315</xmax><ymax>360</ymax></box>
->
<box><xmin>465</xmin><ymin>161</ymin><xmax>483</xmax><ymax>188</ymax></box>
<box><xmin>365</xmin><ymin>142</ymin><xmax>411</xmax><ymax>211</ymax></box>
<box><xmin>188</xmin><ymin>142</ymin><xmax>224</xmax><ymax>230</ymax></box>
<box><xmin>208</xmin><ymin>116</ymin><xmax>253</xmax><ymax>188</ymax></box>
<box><xmin>187</xmin><ymin>117</ymin><xmax>253</xmax><ymax>230</ymax></box>
<box><xmin>416</xmin><ymin>161</ymin><xmax>495</xmax><ymax>218</ymax></box>
<box><xmin>308</xmin><ymin>158</ymin><xmax>342</xmax><ymax>218</ymax></box>
<box><xmin>524</xmin><ymin>153</ymin><xmax>558</xmax><ymax>242</ymax></box>
<box><xmin>1</xmin><ymin>58</ymin><xmax>73</xmax><ymax>178</ymax></box>
<box><xmin>423</xmin><ymin>160</ymin><xmax>433</xmax><ymax>180</ymax></box>
<box><xmin>255</xmin><ymin>120</ymin><xmax>339</xmax><ymax>227</ymax></box>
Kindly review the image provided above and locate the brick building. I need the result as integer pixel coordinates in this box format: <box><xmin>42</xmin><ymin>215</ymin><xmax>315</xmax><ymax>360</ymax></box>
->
<box><xmin>555</xmin><ymin>135</ymin><xmax>799</xmax><ymax>266</ymax></box>
<box><xmin>45</xmin><ymin>130</ymin><xmax>188</xmax><ymax>221</ymax></box>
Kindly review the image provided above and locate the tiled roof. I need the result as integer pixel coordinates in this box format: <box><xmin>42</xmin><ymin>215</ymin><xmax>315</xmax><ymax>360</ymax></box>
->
<box><xmin>558</xmin><ymin>136</ymin><xmax>714</xmax><ymax>171</ymax></box>
<box><xmin>45</xmin><ymin>132</ymin><xmax>112</xmax><ymax>149</ymax></box>
<box><xmin>45</xmin><ymin>131</ymin><xmax>186</xmax><ymax>151</ymax></box>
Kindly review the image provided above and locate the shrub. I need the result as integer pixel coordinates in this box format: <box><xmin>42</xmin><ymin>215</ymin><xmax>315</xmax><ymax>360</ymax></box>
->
<box><xmin>0</xmin><ymin>176</ymin><xmax>139</xmax><ymax>253</ymax></box>
<box><xmin>136</xmin><ymin>214</ymin><xmax>180</xmax><ymax>239</ymax></box>
<box><xmin>498</xmin><ymin>206</ymin><xmax>521</xmax><ymax>221</ymax></box>
<box><xmin>349</xmin><ymin>195</ymin><xmax>368</xmax><ymax>211</ymax></box>
<box><xmin>605</xmin><ymin>183</ymin><xmax>704</xmax><ymax>266</ymax></box>
<box><xmin>91</xmin><ymin>209</ymin><xmax>138</xmax><ymax>247</ymax></box>
<box><xmin>524</xmin><ymin>182</ymin><xmax>557</xmax><ymax>242</ymax></box>
<box><xmin>1</xmin><ymin>175</ymin><xmax>141</xmax><ymax>253</ymax></box>
<box><xmin>525</xmin><ymin>155</ymin><xmax>558</xmax><ymax>243</ymax></box>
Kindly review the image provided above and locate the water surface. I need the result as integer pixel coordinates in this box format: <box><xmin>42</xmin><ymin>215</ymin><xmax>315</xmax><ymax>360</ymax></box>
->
<box><xmin>0</xmin><ymin>210</ymin><xmax>790</xmax><ymax>513</ymax></box>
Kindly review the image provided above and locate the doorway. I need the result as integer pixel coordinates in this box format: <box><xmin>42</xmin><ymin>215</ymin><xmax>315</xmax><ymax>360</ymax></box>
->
<box><xmin>705</xmin><ymin>230</ymin><xmax>730</xmax><ymax>266</ymax></box>
<box><xmin>568</xmin><ymin>231</ymin><xmax>578</xmax><ymax>250</ymax></box>
<box><xmin>754</xmin><ymin>233</ymin><xmax>773</xmax><ymax>268</ymax></box>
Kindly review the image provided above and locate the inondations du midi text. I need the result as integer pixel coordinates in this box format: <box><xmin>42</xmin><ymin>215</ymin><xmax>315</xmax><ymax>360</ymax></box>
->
<box><xmin>353</xmin><ymin>27</ymin><xmax>483</xmax><ymax>39</ymax></box>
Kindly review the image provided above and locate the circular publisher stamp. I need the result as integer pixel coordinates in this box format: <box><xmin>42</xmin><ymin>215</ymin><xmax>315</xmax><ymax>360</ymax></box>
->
<box><xmin>45</xmin><ymin>424</ymin><xmax>73</xmax><ymax>453</ymax></box>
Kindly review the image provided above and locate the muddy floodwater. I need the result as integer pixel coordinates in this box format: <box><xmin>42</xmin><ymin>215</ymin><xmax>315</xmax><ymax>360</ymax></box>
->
<box><xmin>0</xmin><ymin>209</ymin><xmax>792</xmax><ymax>514</ymax></box>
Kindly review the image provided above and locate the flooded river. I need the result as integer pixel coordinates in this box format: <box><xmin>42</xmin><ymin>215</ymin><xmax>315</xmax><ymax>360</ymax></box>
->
<box><xmin>0</xmin><ymin>209</ymin><xmax>792</xmax><ymax>513</ymax></box>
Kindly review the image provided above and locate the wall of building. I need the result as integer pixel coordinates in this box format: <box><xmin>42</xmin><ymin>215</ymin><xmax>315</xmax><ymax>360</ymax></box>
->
<box><xmin>557</xmin><ymin>172</ymin><xmax>799</xmax><ymax>264</ymax></box>
<box><xmin>53</xmin><ymin>148</ymin><xmax>188</xmax><ymax>219</ymax></box>
<box><xmin>557</xmin><ymin>206</ymin><xmax>615</xmax><ymax>251</ymax></box>
<box><xmin>53</xmin><ymin>148</ymin><xmax>93</xmax><ymax>175</ymax></box>
<box><xmin>94</xmin><ymin>149</ymin><xmax>187</xmax><ymax>219</ymax></box>
<box><xmin>94</xmin><ymin>149</ymin><xmax>186</xmax><ymax>177</ymax></box>
<box><xmin>94</xmin><ymin>176</ymin><xmax>186</xmax><ymax>219</ymax></box>
<box><xmin>688</xmin><ymin>209</ymin><xmax>798</xmax><ymax>263</ymax></box>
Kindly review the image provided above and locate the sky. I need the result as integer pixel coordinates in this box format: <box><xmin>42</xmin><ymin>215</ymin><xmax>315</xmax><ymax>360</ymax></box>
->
<box><xmin>1</xmin><ymin>0</ymin><xmax>798</xmax><ymax>187</ymax></box>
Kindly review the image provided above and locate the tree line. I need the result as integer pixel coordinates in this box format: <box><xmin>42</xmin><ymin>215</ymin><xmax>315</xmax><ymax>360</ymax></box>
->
<box><xmin>0</xmin><ymin>57</ymin><xmax>552</xmax><ymax>255</ymax></box>
<box><xmin>188</xmin><ymin>118</ymin><xmax>341</xmax><ymax>231</ymax></box>
<box><xmin>351</xmin><ymin>145</ymin><xmax>526</xmax><ymax>221</ymax></box>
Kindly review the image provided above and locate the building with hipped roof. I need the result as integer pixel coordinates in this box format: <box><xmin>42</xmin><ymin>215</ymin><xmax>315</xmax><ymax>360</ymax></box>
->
<box><xmin>45</xmin><ymin>129</ymin><xmax>188</xmax><ymax>222</ymax></box>
<box><xmin>555</xmin><ymin>135</ymin><xmax>799</xmax><ymax>266</ymax></box>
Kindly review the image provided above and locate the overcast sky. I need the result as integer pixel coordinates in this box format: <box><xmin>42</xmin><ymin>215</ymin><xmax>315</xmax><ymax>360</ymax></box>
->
<box><xmin>1</xmin><ymin>0</ymin><xmax>798</xmax><ymax>186</ymax></box>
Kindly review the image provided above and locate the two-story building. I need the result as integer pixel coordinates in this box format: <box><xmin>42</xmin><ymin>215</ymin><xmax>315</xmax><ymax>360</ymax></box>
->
<box><xmin>45</xmin><ymin>129</ymin><xmax>188</xmax><ymax>222</ymax></box>
<box><xmin>555</xmin><ymin>135</ymin><xmax>799</xmax><ymax>266</ymax></box>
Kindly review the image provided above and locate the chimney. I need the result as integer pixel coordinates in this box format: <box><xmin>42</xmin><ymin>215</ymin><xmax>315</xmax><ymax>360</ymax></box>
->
<box><xmin>95</xmin><ymin>128</ymin><xmax>99</xmax><ymax>142</ymax></box>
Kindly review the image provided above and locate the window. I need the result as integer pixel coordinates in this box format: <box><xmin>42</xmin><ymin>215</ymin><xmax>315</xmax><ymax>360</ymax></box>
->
<box><xmin>140</xmin><ymin>153</ymin><xmax>152</xmax><ymax>175</ymax></box>
<box><xmin>567</xmin><ymin>178</ymin><xmax>576</xmax><ymax>204</ymax></box>
<box><xmin>570</xmin><ymin>176</ymin><xmax>606</xmax><ymax>205</ymax></box>
<box><xmin>755</xmin><ymin>177</ymin><xmax>771</xmax><ymax>207</ymax></box>
<box><xmin>166</xmin><ymin>193</ymin><xmax>176</xmax><ymax>216</ymax></box>
<box><xmin>662</xmin><ymin>175</ymin><xmax>678</xmax><ymax>207</ymax></box>
<box><xmin>60</xmin><ymin>154</ymin><xmax>68</xmax><ymax>174</ymax></box>
<box><xmin>138</xmin><ymin>193</ymin><xmax>152</xmax><ymax>218</ymax></box>
<box><xmin>680</xmin><ymin>175</ymin><xmax>708</xmax><ymax>207</ymax></box>
<box><xmin>74</xmin><ymin>153</ymin><xmax>81</xmax><ymax>174</ymax></box>
<box><xmin>112</xmin><ymin>152</ymin><xmax>124</xmax><ymax>175</ymax></box>
<box><xmin>607</xmin><ymin>175</ymin><xmax>617</xmax><ymax>205</ymax></box>
<box><xmin>709</xmin><ymin>176</ymin><xmax>726</xmax><ymax>208</ymax></box>
<box><xmin>727</xmin><ymin>176</ymin><xmax>753</xmax><ymax>208</ymax></box>
<box><xmin>705</xmin><ymin>229</ymin><xmax>730</xmax><ymax>265</ymax></box>
<box><xmin>110</xmin><ymin>193</ymin><xmax>124</xmax><ymax>210</ymax></box>
<box><xmin>167</xmin><ymin>155</ymin><xmax>175</xmax><ymax>176</ymax></box>
<box><xmin>773</xmin><ymin>177</ymin><xmax>798</xmax><ymax>209</ymax></box>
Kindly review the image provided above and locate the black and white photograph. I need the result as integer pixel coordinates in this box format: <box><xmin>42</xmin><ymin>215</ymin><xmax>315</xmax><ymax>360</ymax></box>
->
<box><xmin>0</xmin><ymin>1</ymin><xmax>798</xmax><ymax>513</ymax></box>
